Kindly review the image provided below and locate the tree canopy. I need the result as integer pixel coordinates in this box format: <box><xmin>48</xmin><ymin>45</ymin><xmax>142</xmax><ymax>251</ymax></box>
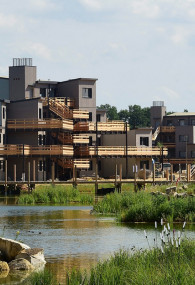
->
<box><xmin>97</xmin><ymin>104</ymin><xmax>151</xmax><ymax>129</ymax></box>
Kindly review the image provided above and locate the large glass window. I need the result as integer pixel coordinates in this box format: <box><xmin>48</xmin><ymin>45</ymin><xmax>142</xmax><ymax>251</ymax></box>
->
<box><xmin>179</xmin><ymin>119</ymin><xmax>185</xmax><ymax>126</ymax></box>
<box><xmin>191</xmin><ymin>151</ymin><xmax>195</xmax><ymax>158</ymax></box>
<box><xmin>82</xmin><ymin>88</ymin><xmax>92</xmax><ymax>98</ymax></box>
<box><xmin>140</xmin><ymin>137</ymin><xmax>149</xmax><ymax>146</ymax></box>
<box><xmin>40</xmin><ymin>88</ymin><xmax>46</xmax><ymax>97</ymax></box>
<box><xmin>179</xmin><ymin>151</ymin><xmax>186</xmax><ymax>158</ymax></box>
<box><xmin>89</xmin><ymin>112</ymin><xmax>92</xmax><ymax>121</ymax></box>
<box><xmin>179</xmin><ymin>135</ymin><xmax>188</xmax><ymax>142</ymax></box>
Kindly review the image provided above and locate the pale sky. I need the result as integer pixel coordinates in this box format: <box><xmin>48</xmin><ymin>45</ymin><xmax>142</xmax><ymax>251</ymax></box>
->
<box><xmin>1</xmin><ymin>0</ymin><xmax>195</xmax><ymax>112</ymax></box>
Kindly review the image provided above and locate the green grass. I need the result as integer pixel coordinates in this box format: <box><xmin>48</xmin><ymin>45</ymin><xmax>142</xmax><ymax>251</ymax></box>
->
<box><xmin>18</xmin><ymin>185</ymin><xmax>93</xmax><ymax>205</ymax></box>
<box><xmin>93</xmin><ymin>191</ymin><xmax>195</xmax><ymax>222</ymax></box>
<box><xmin>66</xmin><ymin>239</ymin><xmax>195</xmax><ymax>285</ymax></box>
<box><xmin>26</xmin><ymin>240</ymin><xmax>195</xmax><ymax>285</ymax></box>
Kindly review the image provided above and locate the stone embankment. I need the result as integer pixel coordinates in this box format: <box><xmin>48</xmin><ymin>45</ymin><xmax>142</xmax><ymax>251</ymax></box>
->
<box><xmin>0</xmin><ymin>238</ymin><xmax>46</xmax><ymax>278</ymax></box>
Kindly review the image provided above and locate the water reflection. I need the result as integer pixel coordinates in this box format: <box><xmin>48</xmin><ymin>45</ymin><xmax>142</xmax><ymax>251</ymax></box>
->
<box><xmin>0</xmin><ymin>204</ymin><xmax>194</xmax><ymax>284</ymax></box>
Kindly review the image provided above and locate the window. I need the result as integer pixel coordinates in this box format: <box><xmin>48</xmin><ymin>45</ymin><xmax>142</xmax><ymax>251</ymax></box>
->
<box><xmin>191</xmin><ymin>151</ymin><xmax>195</xmax><ymax>158</ymax></box>
<box><xmin>98</xmin><ymin>160</ymin><xmax>101</xmax><ymax>171</ymax></box>
<box><xmin>89</xmin><ymin>112</ymin><xmax>92</xmax><ymax>122</ymax></box>
<box><xmin>96</xmin><ymin>114</ymin><xmax>101</xmax><ymax>122</ymax></box>
<box><xmin>167</xmin><ymin>120</ymin><xmax>172</xmax><ymax>126</ymax></box>
<box><xmin>179</xmin><ymin>119</ymin><xmax>185</xmax><ymax>126</ymax></box>
<box><xmin>39</xmin><ymin>161</ymin><xmax>46</xmax><ymax>172</ymax></box>
<box><xmin>140</xmin><ymin>160</ymin><xmax>149</xmax><ymax>169</ymax></box>
<box><xmin>140</xmin><ymin>137</ymin><xmax>149</xmax><ymax>146</ymax></box>
<box><xmin>0</xmin><ymin>134</ymin><xmax>1</xmax><ymax>144</ymax></box>
<box><xmin>39</xmin><ymin>108</ymin><xmax>42</xmax><ymax>119</ymax></box>
<box><xmin>89</xmin><ymin>160</ymin><xmax>93</xmax><ymax>171</ymax></box>
<box><xmin>2</xmin><ymin>108</ymin><xmax>5</xmax><ymax>119</ymax></box>
<box><xmin>38</xmin><ymin>135</ymin><xmax>46</xmax><ymax>145</ymax></box>
<box><xmin>40</xmin><ymin>88</ymin><xmax>46</xmax><ymax>97</ymax></box>
<box><xmin>191</xmin><ymin>119</ymin><xmax>195</xmax><ymax>126</ymax></box>
<box><xmin>89</xmin><ymin>136</ymin><xmax>92</xmax><ymax>146</ymax></box>
<box><xmin>179</xmin><ymin>135</ymin><xmax>188</xmax><ymax>142</ymax></box>
<box><xmin>3</xmin><ymin>134</ymin><xmax>5</xmax><ymax>144</ymax></box>
<box><xmin>82</xmin><ymin>88</ymin><xmax>92</xmax><ymax>98</ymax></box>
<box><xmin>179</xmin><ymin>151</ymin><xmax>186</xmax><ymax>158</ymax></box>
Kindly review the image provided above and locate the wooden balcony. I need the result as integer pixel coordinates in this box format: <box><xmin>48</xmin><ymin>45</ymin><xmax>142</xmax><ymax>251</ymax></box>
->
<box><xmin>73</xmin><ymin>121</ymin><xmax>129</xmax><ymax>132</ymax></box>
<box><xmin>75</xmin><ymin>146</ymin><xmax>168</xmax><ymax>157</ymax></box>
<box><xmin>54</xmin><ymin>158</ymin><xmax>90</xmax><ymax>169</ymax></box>
<box><xmin>7</xmin><ymin>119</ymin><xmax>73</xmax><ymax>131</ymax></box>
<box><xmin>160</xmin><ymin>126</ymin><xmax>176</xmax><ymax>133</ymax></box>
<box><xmin>52</xmin><ymin>133</ymin><xmax>89</xmax><ymax>144</ymax></box>
<box><xmin>73</xmin><ymin>110</ymin><xmax>89</xmax><ymax>120</ymax></box>
<box><xmin>0</xmin><ymin>145</ymin><xmax>73</xmax><ymax>156</ymax></box>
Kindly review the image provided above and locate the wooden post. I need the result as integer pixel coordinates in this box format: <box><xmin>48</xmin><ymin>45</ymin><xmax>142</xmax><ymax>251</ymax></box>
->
<box><xmin>95</xmin><ymin>163</ymin><xmax>98</xmax><ymax>195</ymax></box>
<box><xmin>119</xmin><ymin>164</ymin><xmax>122</xmax><ymax>193</ymax></box>
<box><xmin>28</xmin><ymin>162</ymin><xmax>30</xmax><ymax>193</ymax></box>
<box><xmin>115</xmin><ymin>164</ymin><xmax>117</xmax><ymax>190</ymax></box>
<box><xmin>171</xmin><ymin>164</ymin><xmax>173</xmax><ymax>183</ymax></box>
<box><xmin>52</xmin><ymin>162</ymin><xmax>55</xmax><ymax>186</ymax></box>
<box><xmin>14</xmin><ymin>164</ymin><xmax>16</xmax><ymax>191</ymax></box>
<box><xmin>143</xmin><ymin>164</ymin><xmax>146</xmax><ymax>189</ymax></box>
<box><xmin>75</xmin><ymin>165</ymin><xmax>77</xmax><ymax>187</ymax></box>
<box><xmin>33</xmin><ymin>160</ymin><xmax>36</xmax><ymax>182</ymax></box>
<box><xmin>5</xmin><ymin>160</ymin><xmax>7</xmax><ymax>196</ymax></box>
<box><xmin>153</xmin><ymin>163</ymin><xmax>155</xmax><ymax>185</ymax></box>
<box><xmin>134</xmin><ymin>164</ymin><xmax>137</xmax><ymax>192</ymax></box>
<box><xmin>187</xmin><ymin>164</ymin><xmax>191</xmax><ymax>182</ymax></box>
<box><xmin>166</xmin><ymin>169</ymin><xmax>169</xmax><ymax>181</ymax></box>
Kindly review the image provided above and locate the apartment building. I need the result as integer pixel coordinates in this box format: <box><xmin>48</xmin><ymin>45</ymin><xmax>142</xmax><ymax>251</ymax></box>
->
<box><xmin>0</xmin><ymin>58</ymin><xmax>165</xmax><ymax>181</ymax></box>
<box><xmin>151</xmin><ymin>101</ymin><xmax>195</xmax><ymax>170</ymax></box>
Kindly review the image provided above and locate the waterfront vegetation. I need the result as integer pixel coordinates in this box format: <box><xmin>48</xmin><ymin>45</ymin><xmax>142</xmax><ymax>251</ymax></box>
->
<box><xmin>93</xmin><ymin>191</ymin><xmax>195</xmax><ymax>222</ymax></box>
<box><xmin>18</xmin><ymin>185</ymin><xmax>93</xmax><ymax>205</ymax></box>
<box><xmin>27</xmin><ymin>239</ymin><xmax>195</xmax><ymax>285</ymax></box>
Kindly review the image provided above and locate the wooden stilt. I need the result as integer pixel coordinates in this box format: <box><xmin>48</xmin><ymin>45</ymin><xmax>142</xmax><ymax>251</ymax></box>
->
<box><xmin>5</xmin><ymin>160</ymin><xmax>7</xmax><ymax>196</ymax></box>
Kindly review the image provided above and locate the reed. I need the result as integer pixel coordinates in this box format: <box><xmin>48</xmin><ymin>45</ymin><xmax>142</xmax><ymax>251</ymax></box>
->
<box><xmin>18</xmin><ymin>185</ymin><xmax>93</xmax><ymax>205</ymax></box>
<box><xmin>93</xmin><ymin>191</ymin><xmax>195</xmax><ymax>222</ymax></box>
<box><xmin>65</xmin><ymin>239</ymin><xmax>195</xmax><ymax>285</ymax></box>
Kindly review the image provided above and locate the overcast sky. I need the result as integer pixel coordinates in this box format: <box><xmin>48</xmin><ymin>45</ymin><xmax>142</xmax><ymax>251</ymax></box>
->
<box><xmin>0</xmin><ymin>0</ymin><xmax>195</xmax><ymax>112</ymax></box>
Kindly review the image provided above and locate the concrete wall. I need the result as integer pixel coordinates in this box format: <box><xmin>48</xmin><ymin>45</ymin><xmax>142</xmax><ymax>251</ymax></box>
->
<box><xmin>150</xmin><ymin>106</ymin><xmax>166</xmax><ymax>130</ymax></box>
<box><xmin>101</xmin><ymin>129</ymin><xmax>152</xmax><ymax>147</ymax></box>
<box><xmin>9</xmin><ymin>66</ymin><xmax>36</xmax><ymax>101</ymax></box>
<box><xmin>96</xmin><ymin>110</ymin><xmax>107</xmax><ymax>122</ymax></box>
<box><xmin>163</xmin><ymin>115</ymin><xmax>195</xmax><ymax>126</ymax></box>
<box><xmin>58</xmin><ymin>81</ymin><xmax>79</xmax><ymax>108</ymax></box>
<box><xmin>7</xmin><ymin>99</ymin><xmax>42</xmax><ymax>120</ymax></box>
<box><xmin>0</xmin><ymin>78</ymin><xmax>9</xmax><ymax>100</ymax></box>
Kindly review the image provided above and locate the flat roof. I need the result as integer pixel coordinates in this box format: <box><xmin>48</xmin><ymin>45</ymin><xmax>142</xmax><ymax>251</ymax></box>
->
<box><xmin>167</xmin><ymin>112</ymin><xmax>195</xmax><ymax>116</ymax></box>
<box><xmin>61</xmin><ymin>78</ymin><xmax>98</xmax><ymax>83</ymax></box>
<box><xmin>36</xmin><ymin>80</ymin><xmax>58</xmax><ymax>84</ymax></box>
<box><xmin>0</xmin><ymin>77</ymin><xmax>9</xmax><ymax>80</ymax></box>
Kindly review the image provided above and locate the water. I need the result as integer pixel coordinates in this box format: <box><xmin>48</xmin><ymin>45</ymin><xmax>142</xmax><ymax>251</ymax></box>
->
<box><xmin>0</xmin><ymin>202</ymin><xmax>194</xmax><ymax>284</ymax></box>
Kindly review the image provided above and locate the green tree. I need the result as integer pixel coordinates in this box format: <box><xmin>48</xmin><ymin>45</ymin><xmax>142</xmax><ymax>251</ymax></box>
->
<box><xmin>97</xmin><ymin>104</ymin><xmax>119</xmax><ymax>120</ymax></box>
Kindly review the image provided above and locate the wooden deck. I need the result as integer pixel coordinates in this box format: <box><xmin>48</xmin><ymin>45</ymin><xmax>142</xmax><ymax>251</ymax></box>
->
<box><xmin>7</xmin><ymin>119</ymin><xmax>73</xmax><ymax>131</ymax></box>
<box><xmin>75</xmin><ymin>146</ymin><xmax>168</xmax><ymax>157</ymax></box>
<box><xmin>0</xmin><ymin>145</ymin><xmax>74</xmax><ymax>156</ymax></box>
<box><xmin>74</xmin><ymin>121</ymin><xmax>129</xmax><ymax>132</ymax></box>
<box><xmin>55</xmin><ymin>158</ymin><xmax>90</xmax><ymax>169</ymax></box>
<box><xmin>160</xmin><ymin>126</ymin><xmax>176</xmax><ymax>133</ymax></box>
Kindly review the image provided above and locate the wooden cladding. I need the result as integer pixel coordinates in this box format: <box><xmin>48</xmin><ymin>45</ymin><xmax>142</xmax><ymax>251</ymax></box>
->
<box><xmin>75</xmin><ymin>146</ymin><xmax>168</xmax><ymax>157</ymax></box>
<box><xmin>55</xmin><ymin>158</ymin><xmax>90</xmax><ymax>169</ymax></box>
<box><xmin>0</xmin><ymin>145</ymin><xmax>73</xmax><ymax>156</ymax></box>
<box><xmin>160</xmin><ymin>126</ymin><xmax>176</xmax><ymax>133</ymax></box>
<box><xmin>7</xmin><ymin>119</ymin><xmax>73</xmax><ymax>131</ymax></box>
<box><xmin>74</xmin><ymin>121</ymin><xmax>129</xmax><ymax>132</ymax></box>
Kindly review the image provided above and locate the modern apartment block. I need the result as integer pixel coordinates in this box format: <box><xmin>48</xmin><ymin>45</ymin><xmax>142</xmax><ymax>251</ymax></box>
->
<box><xmin>151</xmin><ymin>101</ymin><xmax>195</xmax><ymax>170</ymax></box>
<box><xmin>0</xmin><ymin>58</ymin><xmax>165</xmax><ymax>181</ymax></box>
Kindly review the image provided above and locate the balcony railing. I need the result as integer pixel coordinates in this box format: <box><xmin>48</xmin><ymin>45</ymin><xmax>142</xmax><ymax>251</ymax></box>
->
<box><xmin>74</xmin><ymin>121</ymin><xmax>129</xmax><ymax>132</ymax></box>
<box><xmin>75</xmin><ymin>146</ymin><xmax>168</xmax><ymax>157</ymax></box>
<box><xmin>160</xmin><ymin>126</ymin><xmax>176</xmax><ymax>133</ymax></box>
<box><xmin>55</xmin><ymin>158</ymin><xmax>90</xmax><ymax>169</ymax></box>
<box><xmin>0</xmin><ymin>145</ymin><xmax>73</xmax><ymax>156</ymax></box>
<box><xmin>7</xmin><ymin>119</ymin><xmax>73</xmax><ymax>131</ymax></box>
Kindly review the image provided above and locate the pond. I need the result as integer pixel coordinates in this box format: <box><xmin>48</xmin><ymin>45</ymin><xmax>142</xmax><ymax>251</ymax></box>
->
<box><xmin>0</xmin><ymin>201</ymin><xmax>194</xmax><ymax>284</ymax></box>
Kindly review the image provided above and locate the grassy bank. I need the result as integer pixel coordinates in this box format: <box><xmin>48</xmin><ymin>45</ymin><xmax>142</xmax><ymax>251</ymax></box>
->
<box><xmin>93</xmin><ymin>191</ymin><xmax>195</xmax><ymax>222</ymax></box>
<box><xmin>18</xmin><ymin>185</ymin><xmax>93</xmax><ymax>205</ymax></box>
<box><xmin>27</xmin><ymin>239</ymin><xmax>195</xmax><ymax>285</ymax></box>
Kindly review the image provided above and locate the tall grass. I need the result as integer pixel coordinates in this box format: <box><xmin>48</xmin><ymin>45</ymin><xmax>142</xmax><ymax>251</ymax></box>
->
<box><xmin>66</xmin><ymin>239</ymin><xmax>195</xmax><ymax>285</ymax></box>
<box><xmin>93</xmin><ymin>191</ymin><xmax>195</xmax><ymax>222</ymax></box>
<box><xmin>25</xmin><ymin>270</ymin><xmax>57</xmax><ymax>285</ymax></box>
<box><xmin>18</xmin><ymin>185</ymin><xmax>93</xmax><ymax>205</ymax></box>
